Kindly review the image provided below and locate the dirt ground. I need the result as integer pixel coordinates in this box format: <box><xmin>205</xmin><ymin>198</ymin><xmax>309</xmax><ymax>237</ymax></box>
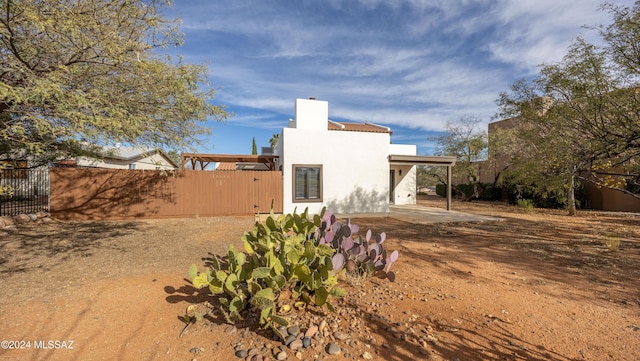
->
<box><xmin>0</xmin><ymin>197</ymin><xmax>639</xmax><ymax>361</ymax></box>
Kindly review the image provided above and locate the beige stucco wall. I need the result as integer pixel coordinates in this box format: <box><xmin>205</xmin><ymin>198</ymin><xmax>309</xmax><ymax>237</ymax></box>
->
<box><xmin>77</xmin><ymin>152</ymin><xmax>176</xmax><ymax>170</ymax></box>
<box><xmin>389</xmin><ymin>144</ymin><xmax>417</xmax><ymax>205</ymax></box>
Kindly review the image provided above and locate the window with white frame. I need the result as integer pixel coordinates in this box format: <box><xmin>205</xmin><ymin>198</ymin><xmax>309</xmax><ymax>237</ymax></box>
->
<box><xmin>293</xmin><ymin>164</ymin><xmax>322</xmax><ymax>202</ymax></box>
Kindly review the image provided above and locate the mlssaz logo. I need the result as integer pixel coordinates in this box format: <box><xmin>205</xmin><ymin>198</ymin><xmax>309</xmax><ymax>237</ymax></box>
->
<box><xmin>33</xmin><ymin>340</ymin><xmax>74</xmax><ymax>349</ymax></box>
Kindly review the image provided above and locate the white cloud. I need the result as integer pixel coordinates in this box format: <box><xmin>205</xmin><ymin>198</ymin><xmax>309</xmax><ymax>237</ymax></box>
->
<box><xmin>166</xmin><ymin>0</ymin><xmax>637</xmax><ymax>151</ymax></box>
<box><xmin>487</xmin><ymin>0</ymin><xmax>633</xmax><ymax>71</ymax></box>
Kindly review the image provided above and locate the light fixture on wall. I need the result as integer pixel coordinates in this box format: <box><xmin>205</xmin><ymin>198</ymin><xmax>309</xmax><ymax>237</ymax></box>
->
<box><xmin>399</xmin><ymin>169</ymin><xmax>402</xmax><ymax>176</ymax></box>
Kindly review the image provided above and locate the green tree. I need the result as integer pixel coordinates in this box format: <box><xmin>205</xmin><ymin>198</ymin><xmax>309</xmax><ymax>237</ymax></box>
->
<box><xmin>416</xmin><ymin>165</ymin><xmax>435</xmax><ymax>193</ymax></box>
<box><xmin>252</xmin><ymin>137</ymin><xmax>257</xmax><ymax>155</ymax></box>
<box><xmin>165</xmin><ymin>149</ymin><xmax>182</xmax><ymax>169</ymax></box>
<box><xmin>429</xmin><ymin>116</ymin><xmax>487</xmax><ymax>199</ymax></box>
<box><xmin>497</xmin><ymin>2</ymin><xmax>640</xmax><ymax>215</ymax></box>
<box><xmin>269</xmin><ymin>133</ymin><xmax>279</xmax><ymax>149</ymax></box>
<box><xmin>0</xmin><ymin>0</ymin><xmax>227</xmax><ymax>164</ymax></box>
<box><xmin>495</xmin><ymin>108</ymin><xmax>583</xmax><ymax>213</ymax></box>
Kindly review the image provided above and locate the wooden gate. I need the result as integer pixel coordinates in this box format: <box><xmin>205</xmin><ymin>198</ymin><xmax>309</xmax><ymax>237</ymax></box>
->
<box><xmin>50</xmin><ymin>168</ymin><xmax>283</xmax><ymax>220</ymax></box>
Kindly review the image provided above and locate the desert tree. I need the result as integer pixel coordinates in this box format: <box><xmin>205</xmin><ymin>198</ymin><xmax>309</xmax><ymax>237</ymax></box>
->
<box><xmin>0</xmin><ymin>0</ymin><xmax>227</xmax><ymax>164</ymax></box>
<box><xmin>415</xmin><ymin>165</ymin><xmax>436</xmax><ymax>192</ymax></box>
<box><xmin>496</xmin><ymin>1</ymin><xmax>640</xmax><ymax>215</ymax></box>
<box><xmin>429</xmin><ymin>116</ymin><xmax>488</xmax><ymax>199</ymax></box>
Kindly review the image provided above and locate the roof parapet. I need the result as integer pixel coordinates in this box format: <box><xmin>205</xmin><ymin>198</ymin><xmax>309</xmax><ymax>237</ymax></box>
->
<box><xmin>328</xmin><ymin>119</ymin><xmax>345</xmax><ymax>129</ymax></box>
<box><xmin>365</xmin><ymin>121</ymin><xmax>391</xmax><ymax>133</ymax></box>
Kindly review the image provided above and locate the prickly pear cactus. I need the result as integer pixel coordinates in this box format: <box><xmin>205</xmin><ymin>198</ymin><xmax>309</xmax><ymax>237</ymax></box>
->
<box><xmin>318</xmin><ymin>209</ymin><xmax>400</xmax><ymax>282</ymax></box>
<box><xmin>189</xmin><ymin>208</ymin><xmax>345</xmax><ymax>330</ymax></box>
<box><xmin>189</xmin><ymin>207</ymin><xmax>400</xmax><ymax>332</ymax></box>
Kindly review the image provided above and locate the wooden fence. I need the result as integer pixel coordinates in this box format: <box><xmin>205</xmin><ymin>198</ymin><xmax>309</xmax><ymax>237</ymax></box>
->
<box><xmin>50</xmin><ymin>168</ymin><xmax>283</xmax><ymax>220</ymax></box>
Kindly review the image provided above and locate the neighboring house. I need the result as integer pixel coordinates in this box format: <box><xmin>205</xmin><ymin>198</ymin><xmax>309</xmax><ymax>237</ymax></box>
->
<box><xmin>476</xmin><ymin>117</ymin><xmax>519</xmax><ymax>185</ymax></box>
<box><xmin>275</xmin><ymin>98</ymin><xmax>455</xmax><ymax>214</ymax></box>
<box><xmin>75</xmin><ymin>146</ymin><xmax>178</xmax><ymax>170</ymax></box>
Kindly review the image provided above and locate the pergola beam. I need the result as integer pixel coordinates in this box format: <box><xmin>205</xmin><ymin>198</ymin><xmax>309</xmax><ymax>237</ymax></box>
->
<box><xmin>389</xmin><ymin>154</ymin><xmax>457</xmax><ymax>211</ymax></box>
<box><xmin>181</xmin><ymin>153</ymin><xmax>279</xmax><ymax>171</ymax></box>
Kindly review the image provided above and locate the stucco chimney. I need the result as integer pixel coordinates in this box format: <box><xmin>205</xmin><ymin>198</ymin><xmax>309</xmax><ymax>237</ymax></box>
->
<box><xmin>294</xmin><ymin>98</ymin><xmax>328</xmax><ymax>130</ymax></box>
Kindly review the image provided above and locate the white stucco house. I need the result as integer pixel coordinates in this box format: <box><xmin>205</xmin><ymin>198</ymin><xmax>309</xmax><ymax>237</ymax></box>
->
<box><xmin>273</xmin><ymin>98</ymin><xmax>455</xmax><ymax>214</ymax></box>
<box><xmin>181</xmin><ymin>98</ymin><xmax>456</xmax><ymax>215</ymax></box>
<box><xmin>76</xmin><ymin>146</ymin><xmax>177</xmax><ymax>170</ymax></box>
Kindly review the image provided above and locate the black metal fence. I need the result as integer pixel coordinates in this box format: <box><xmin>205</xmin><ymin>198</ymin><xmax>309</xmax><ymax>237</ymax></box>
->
<box><xmin>0</xmin><ymin>168</ymin><xmax>50</xmax><ymax>216</ymax></box>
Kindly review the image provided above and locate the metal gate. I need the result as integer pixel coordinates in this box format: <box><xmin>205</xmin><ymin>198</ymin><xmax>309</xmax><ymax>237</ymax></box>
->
<box><xmin>0</xmin><ymin>167</ymin><xmax>50</xmax><ymax>216</ymax></box>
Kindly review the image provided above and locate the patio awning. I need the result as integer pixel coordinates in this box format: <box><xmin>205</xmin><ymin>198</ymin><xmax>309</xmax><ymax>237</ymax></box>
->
<box><xmin>181</xmin><ymin>153</ymin><xmax>279</xmax><ymax>171</ymax></box>
<box><xmin>388</xmin><ymin>154</ymin><xmax>457</xmax><ymax>211</ymax></box>
<box><xmin>388</xmin><ymin>154</ymin><xmax>456</xmax><ymax>166</ymax></box>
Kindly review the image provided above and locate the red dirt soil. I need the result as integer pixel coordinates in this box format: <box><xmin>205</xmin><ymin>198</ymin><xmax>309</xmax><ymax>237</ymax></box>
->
<box><xmin>0</xmin><ymin>197</ymin><xmax>638</xmax><ymax>361</ymax></box>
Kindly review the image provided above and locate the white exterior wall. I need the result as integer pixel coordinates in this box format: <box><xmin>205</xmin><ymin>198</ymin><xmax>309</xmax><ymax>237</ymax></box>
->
<box><xmin>389</xmin><ymin>144</ymin><xmax>416</xmax><ymax>156</ymax></box>
<box><xmin>391</xmin><ymin>165</ymin><xmax>416</xmax><ymax>205</ymax></box>
<box><xmin>282</xmin><ymin>99</ymin><xmax>390</xmax><ymax>215</ymax></box>
<box><xmin>389</xmin><ymin>144</ymin><xmax>417</xmax><ymax>205</ymax></box>
<box><xmin>77</xmin><ymin>153</ymin><xmax>175</xmax><ymax>170</ymax></box>
<box><xmin>282</xmin><ymin>128</ymin><xmax>390</xmax><ymax>214</ymax></box>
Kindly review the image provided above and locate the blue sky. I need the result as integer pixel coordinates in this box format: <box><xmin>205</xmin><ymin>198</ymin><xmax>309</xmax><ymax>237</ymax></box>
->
<box><xmin>164</xmin><ymin>0</ymin><xmax>633</xmax><ymax>156</ymax></box>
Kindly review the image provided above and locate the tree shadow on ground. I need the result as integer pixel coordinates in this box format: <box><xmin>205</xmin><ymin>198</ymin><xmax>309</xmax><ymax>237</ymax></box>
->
<box><xmin>330</xmin><ymin>282</ymin><xmax>580</xmax><ymax>361</ymax></box>
<box><xmin>350</xmin><ymin>216</ymin><xmax>640</xmax><ymax>305</ymax></box>
<box><xmin>163</xmin><ymin>278</ymin><xmax>233</xmax><ymax>328</ymax></box>
<box><xmin>420</xmin><ymin>316</ymin><xmax>579</xmax><ymax>361</ymax></box>
<box><xmin>0</xmin><ymin>220</ymin><xmax>143</xmax><ymax>274</ymax></box>
<box><xmin>163</xmin><ymin>254</ymin><xmax>264</xmax><ymax>332</ymax></box>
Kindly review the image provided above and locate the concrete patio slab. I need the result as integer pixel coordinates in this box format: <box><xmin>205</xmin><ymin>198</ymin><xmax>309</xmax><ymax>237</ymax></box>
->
<box><xmin>337</xmin><ymin>204</ymin><xmax>502</xmax><ymax>224</ymax></box>
<box><xmin>388</xmin><ymin>204</ymin><xmax>502</xmax><ymax>223</ymax></box>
